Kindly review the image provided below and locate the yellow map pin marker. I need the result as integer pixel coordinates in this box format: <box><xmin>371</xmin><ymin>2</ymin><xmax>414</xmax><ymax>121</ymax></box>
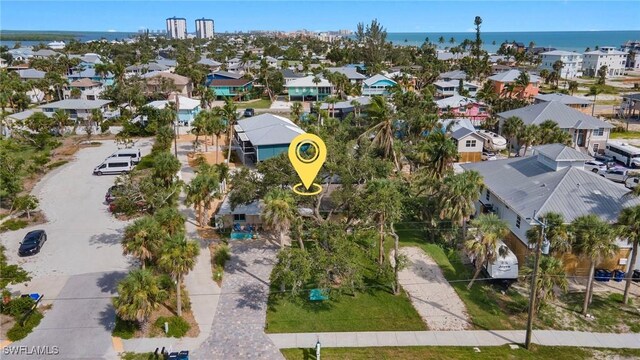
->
<box><xmin>288</xmin><ymin>133</ymin><xmax>326</xmax><ymax>196</ymax></box>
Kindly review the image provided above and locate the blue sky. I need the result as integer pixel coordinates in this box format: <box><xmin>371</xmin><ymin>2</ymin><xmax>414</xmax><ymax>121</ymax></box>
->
<box><xmin>1</xmin><ymin>1</ymin><xmax>639</xmax><ymax>33</ymax></box>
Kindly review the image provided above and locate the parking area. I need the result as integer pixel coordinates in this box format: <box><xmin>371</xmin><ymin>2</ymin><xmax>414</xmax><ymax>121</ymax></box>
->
<box><xmin>0</xmin><ymin>139</ymin><xmax>152</xmax><ymax>359</ymax></box>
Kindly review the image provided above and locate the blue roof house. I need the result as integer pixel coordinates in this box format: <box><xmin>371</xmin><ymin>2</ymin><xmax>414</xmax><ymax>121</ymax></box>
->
<box><xmin>232</xmin><ymin>114</ymin><xmax>305</xmax><ymax>164</ymax></box>
<box><xmin>362</xmin><ymin>74</ymin><xmax>397</xmax><ymax>97</ymax></box>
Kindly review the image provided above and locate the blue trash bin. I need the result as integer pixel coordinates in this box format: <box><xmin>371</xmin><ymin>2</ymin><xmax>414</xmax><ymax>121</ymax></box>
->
<box><xmin>613</xmin><ymin>270</ymin><xmax>625</xmax><ymax>282</ymax></box>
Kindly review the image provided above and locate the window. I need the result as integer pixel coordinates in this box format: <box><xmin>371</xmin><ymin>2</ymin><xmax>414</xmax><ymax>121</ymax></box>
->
<box><xmin>593</xmin><ymin>128</ymin><xmax>604</xmax><ymax>136</ymax></box>
<box><xmin>486</xmin><ymin>190</ymin><xmax>491</xmax><ymax>201</ymax></box>
<box><xmin>465</xmin><ymin>140</ymin><xmax>477</xmax><ymax>148</ymax></box>
<box><xmin>233</xmin><ymin>214</ymin><xmax>246</xmax><ymax>221</ymax></box>
<box><xmin>516</xmin><ymin>215</ymin><xmax>521</xmax><ymax>228</ymax></box>
<box><xmin>593</xmin><ymin>143</ymin><xmax>599</xmax><ymax>152</ymax></box>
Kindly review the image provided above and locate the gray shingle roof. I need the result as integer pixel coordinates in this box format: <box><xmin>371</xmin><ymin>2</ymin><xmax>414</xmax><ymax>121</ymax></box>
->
<box><xmin>498</xmin><ymin>101</ymin><xmax>613</xmax><ymax>130</ymax></box>
<box><xmin>198</xmin><ymin>57</ymin><xmax>222</xmax><ymax>67</ymax></box>
<box><xmin>280</xmin><ymin>68</ymin><xmax>304</xmax><ymax>79</ymax></box>
<box><xmin>39</xmin><ymin>99</ymin><xmax>111</xmax><ymax>110</ymax></box>
<box><xmin>438</xmin><ymin>70</ymin><xmax>467</xmax><ymax>80</ymax></box>
<box><xmin>533</xmin><ymin>144</ymin><xmax>593</xmax><ymax>161</ymax></box>
<box><xmin>451</xmin><ymin>127</ymin><xmax>476</xmax><ymax>140</ymax></box>
<box><xmin>461</xmin><ymin>156</ymin><xmax>640</xmax><ymax>222</ymax></box>
<box><xmin>535</xmin><ymin>93</ymin><xmax>592</xmax><ymax>105</ymax></box>
<box><xmin>235</xmin><ymin>113</ymin><xmax>304</xmax><ymax>146</ymax></box>
<box><xmin>327</xmin><ymin>67</ymin><xmax>367</xmax><ymax>80</ymax></box>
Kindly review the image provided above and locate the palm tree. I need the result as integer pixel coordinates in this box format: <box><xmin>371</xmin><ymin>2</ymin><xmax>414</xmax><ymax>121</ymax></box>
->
<box><xmin>571</xmin><ymin>214</ymin><xmax>619</xmax><ymax>315</ymax></box>
<box><xmin>154</xmin><ymin>207</ymin><xmax>186</xmax><ymax>236</ymax></box>
<box><xmin>158</xmin><ymin>236</ymin><xmax>200</xmax><ymax>317</ymax></box>
<box><xmin>465</xmin><ymin>213</ymin><xmax>509</xmax><ymax>289</ymax></box>
<box><xmin>438</xmin><ymin>171</ymin><xmax>484</xmax><ymax>232</ymax></box>
<box><xmin>191</xmin><ymin>112</ymin><xmax>207</xmax><ymax>151</ymax></box>
<box><xmin>518</xmin><ymin>124</ymin><xmax>540</xmax><ymax>157</ymax></box>
<box><xmin>416</xmin><ymin>130</ymin><xmax>458</xmax><ymax>177</ymax></box>
<box><xmin>199</xmin><ymin>86</ymin><xmax>216</xmax><ymax>109</ymax></box>
<box><xmin>113</xmin><ymin>269</ymin><xmax>166</xmax><ymax>331</ymax></box>
<box><xmin>539</xmin><ymin>69</ymin><xmax>550</xmax><ymax>84</ymax></box>
<box><xmin>552</xmin><ymin>60</ymin><xmax>564</xmax><ymax>87</ymax></box>
<box><xmin>350</xmin><ymin>99</ymin><xmax>362</xmax><ymax>120</ymax></box>
<box><xmin>514</xmin><ymin>71</ymin><xmax>530</xmax><ymax>99</ymax></box>
<box><xmin>362</xmin><ymin>96</ymin><xmax>400</xmax><ymax>170</ymax></box>
<box><xmin>522</xmin><ymin>256</ymin><xmax>568</xmax><ymax>312</ymax></box>
<box><xmin>153</xmin><ymin>151</ymin><xmax>181</xmax><ymax>187</ymax></box>
<box><xmin>122</xmin><ymin>216</ymin><xmax>164</xmax><ymax>269</ymax></box>
<box><xmin>312</xmin><ymin>76</ymin><xmax>321</xmax><ymax>102</ymax></box>
<box><xmin>52</xmin><ymin>109</ymin><xmax>69</xmax><ymax>135</ymax></box>
<box><xmin>206</xmin><ymin>114</ymin><xmax>226</xmax><ymax>164</ymax></box>
<box><xmin>262</xmin><ymin>188</ymin><xmax>297</xmax><ymax>248</ymax></box>
<box><xmin>568</xmin><ymin>81</ymin><xmax>579</xmax><ymax>95</ymax></box>
<box><xmin>290</xmin><ymin>101</ymin><xmax>303</xmax><ymax>123</ymax></box>
<box><xmin>325</xmin><ymin>96</ymin><xmax>339</xmax><ymax>118</ymax></box>
<box><xmin>218</xmin><ymin>98</ymin><xmax>238</xmax><ymax>164</ymax></box>
<box><xmin>588</xmin><ymin>86</ymin><xmax>603</xmax><ymax>117</ymax></box>
<box><xmin>618</xmin><ymin>205</ymin><xmax>640</xmax><ymax>304</ymax></box>
<box><xmin>185</xmin><ymin>165</ymin><xmax>221</xmax><ymax>227</ymax></box>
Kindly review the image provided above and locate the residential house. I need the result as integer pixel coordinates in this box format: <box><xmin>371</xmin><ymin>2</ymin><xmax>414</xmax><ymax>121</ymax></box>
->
<box><xmin>436</xmin><ymin>50</ymin><xmax>469</xmax><ymax>62</ymax></box>
<box><xmin>16</xmin><ymin>68</ymin><xmax>46</xmax><ymax>81</ymax></box>
<box><xmin>582</xmin><ymin>47</ymin><xmax>627</xmax><ymax>77</ymax></box>
<box><xmin>4</xmin><ymin>110</ymin><xmax>36</xmax><ymax>137</ymax></box>
<box><xmin>488</xmin><ymin>69</ymin><xmax>541</xmax><ymax>99</ymax></box>
<box><xmin>68</xmin><ymin>68</ymin><xmax>115</xmax><ymax>86</ymax></box>
<box><xmin>226</xmin><ymin>57</ymin><xmax>243</xmax><ymax>72</ymax></box>
<box><xmin>361</xmin><ymin>74</ymin><xmax>397</xmax><ymax>97</ymax></box>
<box><xmin>621</xmin><ymin>40</ymin><xmax>640</xmax><ymax>69</ymax></box>
<box><xmin>39</xmin><ymin>99</ymin><xmax>112</xmax><ymax>120</ymax></box>
<box><xmin>154</xmin><ymin>57</ymin><xmax>177</xmax><ymax>70</ymax></box>
<box><xmin>144</xmin><ymin>72</ymin><xmax>193</xmax><ymax>97</ymax></box>
<box><xmin>197</xmin><ymin>56</ymin><xmax>222</xmax><ymax>72</ymax></box>
<box><xmin>207</xmin><ymin>78</ymin><xmax>253</xmax><ymax>100</ymax></box>
<box><xmin>215</xmin><ymin>197</ymin><xmax>263</xmax><ymax>230</ymax></box>
<box><xmin>462</xmin><ymin>144</ymin><xmax>640</xmax><ymax>274</ymax></box>
<box><xmin>69</xmin><ymin>53</ymin><xmax>103</xmax><ymax>69</ymax></box>
<box><xmin>383</xmin><ymin>71</ymin><xmax>416</xmax><ymax>91</ymax></box>
<box><xmin>437</xmin><ymin>70</ymin><xmax>467</xmax><ymax>81</ymax></box>
<box><xmin>207</xmin><ymin>70</ymin><xmax>243</xmax><ymax>81</ymax></box>
<box><xmin>434</xmin><ymin>80</ymin><xmax>478</xmax><ymax>98</ymax></box>
<box><xmin>491</xmin><ymin>64</ymin><xmax>512</xmax><ymax>74</ymax></box>
<box><xmin>318</xmin><ymin>96</ymin><xmax>371</xmax><ymax>120</ymax></box>
<box><xmin>125</xmin><ymin>63</ymin><xmax>170</xmax><ymax>77</ymax></box>
<box><xmin>539</xmin><ymin>50</ymin><xmax>583</xmax><ymax>78</ymax></box>
<box><xmin>497</xmin><ymin>101</ymin><xmax>613</xmax><ymax>154</ymax></box>
<box><xmin>436</xmin><ymin>95</ymin><xmax>488</xmax><ymax>125</ymax></box>
<box><xmin>146</xmin><ymin>95</ymin><xmax>201</xmax><ymax>125</ymax></box>
<box><xmin>534</xmin><ymin>93</ymin><xmax>593</xmax><ymax>114</ymax></box>
<box><xmin>232</xmin><ymin>113</ymin><xmax>305</xmax><ymax>164</ymax></box>
<box><xmin>7</xmin><ymin>47</ymin><xmax>34</xmax><ymax>62</ymax></box>
<box><xmin>441</xmin><ymin>119</ymin><xmax>484</xmax><ymax>162</ymax></box>
<box><xmin>63</xmin><ymin>78</ymin><xmax>104</xmax><ymax>100</ymax></box>
<box><xmin>263</xmin><ymin>56</ymin><xmax>278</xmax><ymax>68</ymax></box>
<box><xmin>619</xmin><ymin>93</ymin><xmax>640</xmax><ymax>119</ymax></box>
<box><xmin>280</xmin><ymin>68</ymin><xmax>304</xmax><ymax>85</ymax></box>
<box><xmin>285</xmin><ymin>76</ymin><xmax>333</xmax><ymax>101</ymax></box>
<box><xmin>326</xmin><ymin>66</ymin><xmax>367</xmax><ymax>84</ymax></box>
<box><xmin>500</xmin><ymin>41</ymin><xmax>526</xmax><ymax>53</ymax></box>
<box><xmin>31</xmin><ymin>49</ymin><xmax>60</xmax><ymax>59</ymax></box>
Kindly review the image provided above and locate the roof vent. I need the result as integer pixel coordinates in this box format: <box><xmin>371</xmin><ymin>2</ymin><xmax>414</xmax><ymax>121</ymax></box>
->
<box><xmin>593</xmin><ymin>190</ymin><xmax>602</xmax><ymax>195</ymax></box>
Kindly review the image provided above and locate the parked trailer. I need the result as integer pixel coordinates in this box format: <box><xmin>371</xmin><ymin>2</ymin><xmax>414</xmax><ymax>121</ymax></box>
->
<box><xmin>483</xmin><ymin>239</ymin><xmax>519</xmax><ymax>282</ymax></box>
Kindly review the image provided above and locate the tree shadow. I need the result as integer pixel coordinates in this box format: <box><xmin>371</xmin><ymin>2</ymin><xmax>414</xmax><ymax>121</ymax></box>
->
<box><xmin>235</xmin><ymin>283</ymin><xmax>268</xmax><ymax>310</ymax></box>
<box><xmin>98</xmin><ymin>303</ymin><xmax>117</xmax><ymax>331</ymax></box>
<box><xmin>96</xmin><ymin>271</ymin><xmax>126</xmax><ymax>295</ymax></box>
<box><xmin>89</xmin><ymin>228</ymin><xmax>125</xmax><ymax>246</ymax></box>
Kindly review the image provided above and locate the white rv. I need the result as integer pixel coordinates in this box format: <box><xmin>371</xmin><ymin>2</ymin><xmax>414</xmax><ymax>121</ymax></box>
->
<box><xmin>476</xmin><ymin>130</ymin><xmax>507</xmax><ymax>151</ymax></box>
<box><xmin>484</xmin><ymin>239</ymin><xmax>519</xmax><ymax>282</ymax></box>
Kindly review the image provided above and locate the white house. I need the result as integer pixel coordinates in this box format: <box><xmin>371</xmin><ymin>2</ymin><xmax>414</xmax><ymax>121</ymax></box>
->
<box><xmin>582</xmin><ymin>47</ymin><xmax>627</xmax><ymax>77</ymax></box>
<box><xmin>434</xmin><ymin>80</ymin><xmax>478</xmax><ymax>98</ymax></box>
<box><xmin>39</xmin><ymin>99</ymin><xmax>112</xmax><ymax>120</ymax></box>
<box><xmin>146</xmin><ymin>95</ymin><xmax>201</xmax><ymax>125</ymax></box>
<box><xmin>63</xmin><ymin>78</ymin><xmax>104</xmax><ymax>101</ymax></box>
<box><xmin>539</xmin><ymin>50</ymin><xmax>583</xmax><ymax>78</ymax></box>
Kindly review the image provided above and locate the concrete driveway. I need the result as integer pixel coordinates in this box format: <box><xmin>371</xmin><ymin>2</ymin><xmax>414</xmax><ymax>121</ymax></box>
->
<box><xmin>1</xmin><ymin>139</ymin><xmax>152</xmax><ymax>359</ymax></box>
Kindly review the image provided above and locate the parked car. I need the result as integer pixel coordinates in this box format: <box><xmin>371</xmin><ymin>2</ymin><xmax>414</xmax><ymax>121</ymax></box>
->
<box><xmin>594</xmin><ymin>154</ymin><xmax>616</xmax><ymax>168</ymax></box>
<box><xmin>243</xmin><ymin>108</ymin><xmax>255</xmax><ymax>117</ymax></box>
<box><xmin>597</xmin><ymin>168</ymin><xmax>630</xmax><ymax>183</ymax></box>
<box><xmin>18</xmin><ymin>230</ymin><xmax>47</xmax><ymax>256</ymax></box>
<box><xmin>105</xmin><ymin>185</ymin><xmax>124</xmax><ymax>203</ymax></box>
<box><xmin>107</xmin><ymin>148</ymin><xmax>141</xmax><ymax>165</ymax></box>
<box><xmin>584</xmin><ymin>160</ymin><xmax>607</xmax><ymax>173</ymax></box>
<box><xmin>626</xmin><ymin>176</ymin><xmax>639</xmax><ymax>190</ymax></box>
<box><xmin>93</xmin><ymin>157</ymin><xmax>133</xmax><ymax>176</ymax></box>
<box><xmin>482</xmin><ymin>151</ymin><xmax>497</xmax><ymax>161</ymax></box>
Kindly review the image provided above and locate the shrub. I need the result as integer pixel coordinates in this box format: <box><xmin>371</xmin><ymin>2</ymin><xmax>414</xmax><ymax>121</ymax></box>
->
<box><xmin>0</xmin><ymin>219</ymin><xmax>28</xmax><ymax>232</ymax></box>
<box><xmin>213</xmin><ymin>245</ymin><xmax>231</xmax><ymax>268</ymax></box>
<box><xmin>135</xmin><ymin>154</ymin><xmax>156</xmax><ymax>170</ymax></box>
<box><xmin>4</xmin><ymin>296</ymin><xmax>35</xmax><ymax>317</ymax></box>
<box><xmin>112</xmin><ymin>316</ymin><xmax>138</xmax><ymax>339</ymax></box>
<box><xmin>6</xmin><ymin>310</ymin><xmax>43</xmax><ymax>341</ymax></box>
<box><xmin>154</xmin><ymin>316</ymin><xmax>190</xmax><ymax>338</ymax></box>
<box><xmin>47</xmin><ymin>160</ymin><xmax>68</xmax><ymax>169</ymax></box>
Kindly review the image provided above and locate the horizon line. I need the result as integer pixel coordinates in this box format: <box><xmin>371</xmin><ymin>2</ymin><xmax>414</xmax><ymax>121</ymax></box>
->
<box><xmin>1</xmin><ymin>29</ymin><xmax>640</xmax><ymax>34</ymax></box>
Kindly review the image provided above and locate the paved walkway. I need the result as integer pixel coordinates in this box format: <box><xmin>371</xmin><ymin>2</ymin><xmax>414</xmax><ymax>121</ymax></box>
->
<box><xmin>269</xmin><ymin>330</ymin><xmax>640</xmax><ymax>349</ymax></box>
<box><xmin>398</xmin><ymin>247</ymin><xmax>470</xmax><ymax>330</ymax></box>
<box><xmin>191</xmin><ymin>240</ymin><xmax>283</xmax><ymax>360</ymax></box>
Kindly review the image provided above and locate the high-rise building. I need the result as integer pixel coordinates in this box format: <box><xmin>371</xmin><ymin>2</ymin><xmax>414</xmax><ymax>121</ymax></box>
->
<box><xmin>166</xmin><ymin>17</ymin><xmax>187</xmax><ymax>39</ymax></box>
<box><xmin>195</xmin><ymin>18</ymin><xmax>215</xmax><ymax>39</ymax></box>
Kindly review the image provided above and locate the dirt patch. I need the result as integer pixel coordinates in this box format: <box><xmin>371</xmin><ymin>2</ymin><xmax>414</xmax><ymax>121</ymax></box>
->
<box><xmin>0</xmin><ymin>313</ymin><xmax>16</xmax><ymax>340</ymax></box>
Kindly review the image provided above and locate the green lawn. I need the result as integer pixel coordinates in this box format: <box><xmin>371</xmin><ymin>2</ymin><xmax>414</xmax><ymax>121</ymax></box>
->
<box><xmin>238</xmin><ymin>99</ymin><xmax>272</xmax><ymax>109</ymax></box>
<box><xmin>558</xmin><ymin>292</ymin><xmax>640</xmax><ymax>333</ymax></box>
<box><xmin>281</xmin><ymin>345</ymin><xmax>640</xmax><ymax>360</ymax></box>
<box><xmin>610</xmin><ymin>130</ymin><xmax>640</xmax><ymax>139</ymax></box>
<box><xmin>397</xmin><ymin>226</ymin><xmax>528</xmax><ymax>330</ymax></box>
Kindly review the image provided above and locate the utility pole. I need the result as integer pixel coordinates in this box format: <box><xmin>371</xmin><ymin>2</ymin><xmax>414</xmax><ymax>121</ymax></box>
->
<box><xmin>525</xmin><ymin>212</ymin><xmax>546</xmax><ymax>350</ymax></box>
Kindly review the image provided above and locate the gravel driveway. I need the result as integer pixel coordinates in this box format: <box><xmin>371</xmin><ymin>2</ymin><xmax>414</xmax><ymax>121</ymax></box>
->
<box><xmin>398</xmin><ymin>247</ymin><xmax>471</xmax><ymax>331</ymax></box>
<box><xmin>0</xmin><ymin>139</ymin><xmax>152</xmax><ymax>359</ymax></box>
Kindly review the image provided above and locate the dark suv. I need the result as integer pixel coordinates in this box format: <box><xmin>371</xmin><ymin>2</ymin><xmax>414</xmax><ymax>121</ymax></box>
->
<box><xmin>243</xmin><ymin>108</ymin><xmax>255</xmax><ymax>117</ymax></box>
<box><xmin>19</xmin><ymin>230</ymin><xmax>47</xmax><ymax>256</ymax></box>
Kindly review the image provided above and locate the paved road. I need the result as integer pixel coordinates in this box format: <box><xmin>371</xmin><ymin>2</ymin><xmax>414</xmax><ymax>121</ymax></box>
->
<box><xmin>191</xmin><ymin>240</ymin><xmax>283</xmax><ymax>360</ymax></box>
<box><xmin>269</xmin><ymin>330</ymin><xmax>640</xmax><ymax>349</ymax></box>
<box><xmin>1</xmin><ymin>139</ymin><xmax>152</xmax><ymax>359</ymax></box>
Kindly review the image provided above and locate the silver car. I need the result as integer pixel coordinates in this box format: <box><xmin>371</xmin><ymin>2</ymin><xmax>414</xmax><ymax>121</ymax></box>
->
<box><xmin>584</xmin><ymin>160</ymin><xmax>607</xmax><ymax>173</ymax></box>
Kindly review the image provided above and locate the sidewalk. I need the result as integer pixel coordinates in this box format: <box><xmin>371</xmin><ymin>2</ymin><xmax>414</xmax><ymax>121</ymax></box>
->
<box><xmin>268</xmin><ymin>330</ymin><xmax>640</xmax><ymax>349</ymax></box>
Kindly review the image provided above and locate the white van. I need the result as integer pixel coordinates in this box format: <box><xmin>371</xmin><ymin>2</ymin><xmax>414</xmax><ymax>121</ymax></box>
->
<box><xmin>93</xmin><ymin>157</ymin><xmax>133</xmax><ymax>176</ymax></box>
<box><xmin>484</xmin><ymin>239</ymin><xmax>519</xmax><ymax>282</ymax></box>
<box><xmin>626</xmin><ymin>176</ymin><xmax>639</xmax><ymax>190</ymax></box>
<box><xmin>108</xmin><ymin>148</ymin><xmax>141</xmax><ymax>164</ymax></box>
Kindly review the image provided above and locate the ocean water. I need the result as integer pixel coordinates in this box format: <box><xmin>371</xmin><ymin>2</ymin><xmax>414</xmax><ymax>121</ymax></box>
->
<box><xmin>1</xmin><ymin>30</ymin><xmax>639</xmax><ymax>53</ymax></box>
<box><xmin>385</xmin><ymin>30</ymin><xmax>640</xmax><ymax>52</ymax></box>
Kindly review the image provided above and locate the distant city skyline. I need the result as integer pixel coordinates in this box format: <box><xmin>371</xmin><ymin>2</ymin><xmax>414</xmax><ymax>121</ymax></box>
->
<box><xmin>1</xmin><ymin>1</ymin><xmax>639</xmax><ymax>33</ymax></box>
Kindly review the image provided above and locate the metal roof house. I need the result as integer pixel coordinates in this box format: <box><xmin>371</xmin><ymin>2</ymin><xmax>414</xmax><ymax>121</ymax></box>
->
<box><xmin>318</xmin><ymin>96</ymin><xmax>371</xmax><ymax>120</ymax></box>
<box><xmin>232</xmin><ymin>113</ymin><xmax>305</xmax><ymax>164</ymax></box>
<box><xmin>441</xmin><ymin>118</ymin><xmax>484</xmax><ymax>163</ymax></box>
<box><xmin>285</xmin><ymin>76</ymin><xmax>333</xmax><ymax>101</ymax></box>
<box><xmin>498</xmin><ymin>101</ymin><xmax>613</xmax><ymax>154</ymax></box>
<box><xmin>326</xmin><ymin>66</ymin><xmax>367</xmax><ymax>84</ymax></box>
<box><xmin>361</xmin><ymin>74</ymin><xmax>397</xmax><ymax>97</ymax></box>
<box><xmin>534</xmin><ymin>93</ymin><xmax>593</xmax><ymax>114</ymax></box>
<box><xmin>38</xmin><ymin>99</ymin><xmax>112</xmax><ymax>120</ymax></box>
<box><xmin>462</xmin><ymin>143</ymin><xmax>640</xmax><ymax>273</ymax></box>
